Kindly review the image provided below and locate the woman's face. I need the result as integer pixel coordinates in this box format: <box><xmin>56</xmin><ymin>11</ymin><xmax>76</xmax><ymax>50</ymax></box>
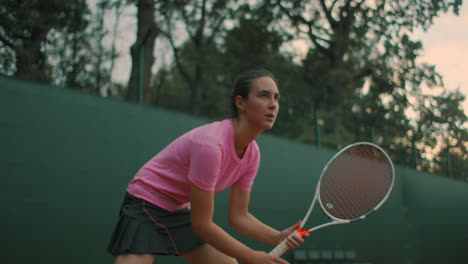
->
<box><xmin>237</xmin><ymin>76</ymin><xmax>280</xmax><ymax>131</ymax></box>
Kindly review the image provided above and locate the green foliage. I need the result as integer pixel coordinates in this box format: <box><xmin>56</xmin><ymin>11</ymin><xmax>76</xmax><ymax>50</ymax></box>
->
<box><xmin>0</xmin><ymin>0</ymin><xmax>90</xmax><ymax>81</ymax></box>
<box><xmin>0</xmin><ymin>41</ymin><xmax>15</xmax><ymax>75</ymax></box>
<box><xmin>414</xmin><ymin>90</ymin><xmax>468</xmax><ymax>178</ymax></box>
<box><xmin>0</xmin><ymin>0</ymin><xmax>119</xmax><ymax>95</ymax></box>
<box><xmin>266</xmin><ymin>0</ymin><xmax>466</xmax><ymax>180</ymax></box>
<box><xmin>153</xmin><ymin>38</ymin><xmax>227</xmax><ymax>118</ymax></box>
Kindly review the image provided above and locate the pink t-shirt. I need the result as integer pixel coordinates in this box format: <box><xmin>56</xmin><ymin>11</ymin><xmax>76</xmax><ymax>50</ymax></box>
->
<box><xmin>126</xmin><ymin>119</ymin><xmax>260</xmax><ymax>211</ymax></box>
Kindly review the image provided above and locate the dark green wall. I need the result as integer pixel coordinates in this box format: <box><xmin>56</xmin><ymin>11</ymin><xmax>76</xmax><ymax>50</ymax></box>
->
<box><xmin>1</xmin><ymin>77</ymin><xmax>467</xmax><ymax>264</ymax></box>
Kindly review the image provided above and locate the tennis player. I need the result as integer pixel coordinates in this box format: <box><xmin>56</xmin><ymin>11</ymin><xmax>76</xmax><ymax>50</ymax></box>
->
<box><xmin>108</xmin><ymin>69</ymin><xmax>306</xmax><ymax>264</ymax></box>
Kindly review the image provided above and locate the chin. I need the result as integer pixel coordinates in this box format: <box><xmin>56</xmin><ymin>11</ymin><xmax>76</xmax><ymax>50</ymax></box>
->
<box><xmin>263</xmin><ymin>122</ymin><xmax>275</xmax><ymax>130</ymax></box>
<box><xmin>250</xmin><ymin>118</ymin><xmax>275</xmax><ymax>132</ymax></box>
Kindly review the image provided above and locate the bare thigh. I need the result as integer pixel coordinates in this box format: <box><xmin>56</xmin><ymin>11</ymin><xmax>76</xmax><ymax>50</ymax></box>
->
<box><xmin>181</xmin><ymin>243</ymin><xmax>238</xmax><ymax>264</ymax></box>
<box><xmin>114</xmin><ymin>254</ymin><xmax>155</xmax><ymax>264</ymax></box>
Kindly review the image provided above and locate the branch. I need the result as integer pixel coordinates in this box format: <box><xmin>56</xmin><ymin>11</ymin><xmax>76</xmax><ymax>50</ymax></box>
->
<box><xmin>330</xmin><ymin>0</ymin><xmax>340</xmax><ymax>13</ymax></box>
<box><xmin>306</xmin><ymin>24</ymin><xmax>330</xmax><ymax>55</ymax></box>
<box><xmin>206</xmin><ymin>12</ymin><xmax>226</xmax><ymax>46</ymax></box>
<box><xmin>205</xmin><ymin>0</ymin><xmax>227</xmax><ymax>45</ymax></box>
<box><xmin>340</xmin><ymin>0</ymin><xmax>353</xmax><ymax>20</ymax></box>
<box><xmin>160</xmin><ymin>27</ymin><xmax>193</xmax><ymax>87</ymax></box>
<box><xmin>194</xmin><ymin>0</ymin><xmax>207</xmax><ymax>45</ymax></box>
<box><xmin>354</xmin><ymin>66</ymin><xmax>393</xmax><ymax>92</ymax></box>
<box><xmin>320</xmin><ymin>0</ymin><xmax>336</xmax><ymax>27</ymax></box>
<box><xmin>178</xmin><ymin>3</ymin><xmax>195</xmax><ymax>41</ymax></box>
<box><xmin>350</xmin><ymin>0</ymin><xmax>366</xmax><ymax>16</ymax></box>
<box><xmin>354</xmin><ymin>66</ymin><xmax>373</xmax><ymax>80</ymax></box>
<box><xmin>277</xmin><ymin>2</ymin><xmax>329</xmax><ymax>54</ymax></box>
<box><xmin>0</xmin><ymin>34</ymin><xmax>15</xmax><ymax>49</ymax></box>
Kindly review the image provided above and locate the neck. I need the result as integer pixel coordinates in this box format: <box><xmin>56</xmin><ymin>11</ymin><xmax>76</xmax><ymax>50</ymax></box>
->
<box><xmin>232</xmin><ymin>118</ymin><xmax>262</xmax><ymax>156</ymax></box>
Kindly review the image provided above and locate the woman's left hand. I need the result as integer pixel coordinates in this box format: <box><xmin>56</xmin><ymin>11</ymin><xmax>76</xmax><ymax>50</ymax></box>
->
<box><xmin>278</xmin><ymin>221</ymin><xmax>308</xmax><ymax>250</ymax></box>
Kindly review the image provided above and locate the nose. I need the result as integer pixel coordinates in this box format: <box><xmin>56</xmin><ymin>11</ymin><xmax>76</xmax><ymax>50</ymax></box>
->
<box><xmin>268</xmin><ymin>98</ymin><xmax>278</xmax><ymax>109</ymax></box>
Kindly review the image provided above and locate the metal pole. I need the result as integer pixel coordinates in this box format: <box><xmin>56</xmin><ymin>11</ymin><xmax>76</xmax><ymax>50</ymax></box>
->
<box><xmin>314</xmin><ymin>103</ymin><xmax>320</xmax><ymax>146</ymax></box>
<box><xmin>412</xmin><ymin>136</ymin><xmax>418</xmax><ymax>169</ymax></box>
<box><xmin>447</xmin><ymin>146</ymin><xmax>452</xmax><ymax>178</ymax></box>
<box><xmin>138</xmin><ymin>44</ymin><xmax>144</xmax><ymax>104</ymax></box>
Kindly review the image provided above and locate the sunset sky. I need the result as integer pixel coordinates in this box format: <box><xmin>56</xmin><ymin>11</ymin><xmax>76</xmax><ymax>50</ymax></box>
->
<box><xmin>414</xmin><ymin>3</ymin><xmax>468</xmax><ymax>113</ymax></box>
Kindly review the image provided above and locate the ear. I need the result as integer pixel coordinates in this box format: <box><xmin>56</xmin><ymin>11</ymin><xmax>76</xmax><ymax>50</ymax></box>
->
<box><xmin>234</xmin><ymin>95</ymin><xmax>246</xmax><ymax>113</ymax></box>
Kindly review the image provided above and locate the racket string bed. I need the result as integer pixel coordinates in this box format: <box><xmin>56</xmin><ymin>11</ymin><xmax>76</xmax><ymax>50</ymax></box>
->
<box><xmin>320</xmin><ymin>146</ymin><xmax>393</xmax><ymax>220</ymax></box>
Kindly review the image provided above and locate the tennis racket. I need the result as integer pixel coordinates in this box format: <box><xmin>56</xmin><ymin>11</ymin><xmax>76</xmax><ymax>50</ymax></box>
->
<box><xmin>270</xmin><ymin>142</ymin><xmax>395</xmax><ymax>257</ymax></box>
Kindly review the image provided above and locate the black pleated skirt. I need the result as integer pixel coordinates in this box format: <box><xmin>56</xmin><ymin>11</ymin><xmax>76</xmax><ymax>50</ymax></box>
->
<box><xmin>107</xmin><ymin>193</ymin><xmax>205</xmax><ymax>256</ymax></box>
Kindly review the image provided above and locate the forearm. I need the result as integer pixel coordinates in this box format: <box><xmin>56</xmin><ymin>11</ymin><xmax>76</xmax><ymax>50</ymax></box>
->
<box><xmin>230</xmin><ymin>212</ymin><xmax>280</xmax><ymax>246</ymax></box>
<box><xmin>192</xmin><ymin>220</ymin><xmax>256</xmax><ymax>263</ymax></box>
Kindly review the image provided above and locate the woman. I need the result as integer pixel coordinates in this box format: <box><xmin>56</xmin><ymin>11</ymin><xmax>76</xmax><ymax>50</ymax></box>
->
<box><xmin>108</xmin><ymin>69</ymin><xmax>306</xmax><ymax>264</ymax></box>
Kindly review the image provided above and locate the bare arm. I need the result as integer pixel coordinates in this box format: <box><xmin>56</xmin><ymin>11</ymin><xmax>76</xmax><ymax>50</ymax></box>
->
<box><xmin>228</xmin><ymin>185</ymin><xmax>281</xmax><ymax>245</ymax></box>
<box><xmin>190</xmin><ymin>184</ymin><xmax>288</xmax><ymax>264</ymax></box>
<box><xmin>228</xmin><ymin>185</ymin><xmax>306</xmax><ymax>248</ymax></box>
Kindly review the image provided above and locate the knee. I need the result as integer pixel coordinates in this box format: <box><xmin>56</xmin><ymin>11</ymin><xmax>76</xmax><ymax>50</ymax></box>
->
<box><xmin>114</xmin><ymin>254</ymin><xmax>154</xmax><ymax>264</ymax></box>
<box><xmin>220</xmin><ymin>257</ymin><xmax>238</xmax><ymax>264</ymax></box>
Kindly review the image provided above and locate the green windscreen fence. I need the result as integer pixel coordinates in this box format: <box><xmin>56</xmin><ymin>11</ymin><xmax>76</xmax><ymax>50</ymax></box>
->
<box><xmin>1</xmin><ymin>77</ymin><xmax>467</xmax><ymax>264</ymax></box>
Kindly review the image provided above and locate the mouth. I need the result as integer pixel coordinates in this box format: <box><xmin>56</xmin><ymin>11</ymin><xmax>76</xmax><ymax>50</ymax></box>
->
<box><xmin>265</xmin><ymin>114</ymin><xmax>275</xmax><ymax>119</ymax></box>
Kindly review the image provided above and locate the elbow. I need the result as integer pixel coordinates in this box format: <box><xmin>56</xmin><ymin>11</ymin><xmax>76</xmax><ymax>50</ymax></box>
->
<box><xmin>228</xmin><ymin>213</ymin><xmax>243</xmax><ymax>229</ymax></box>
<box><xmin>191</xmin><ymin>218</ymin><xmax>213</xmax><ymax>238</ymax></box>
<box><xmin>228</xmin><ymin>217</ymin><xmax>236</xmax><ymax>228</ymax></box>
<box><xmin>191</xmin><ymin>221</ymin><xmax>205</xmax><ymax>236</ymax></box>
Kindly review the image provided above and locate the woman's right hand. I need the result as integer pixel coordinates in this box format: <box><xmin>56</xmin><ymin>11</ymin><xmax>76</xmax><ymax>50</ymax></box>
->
<box><xmin>244</xmin><ymin>250</ymin><xmax>289</xmax><ymax>264</ymax></box>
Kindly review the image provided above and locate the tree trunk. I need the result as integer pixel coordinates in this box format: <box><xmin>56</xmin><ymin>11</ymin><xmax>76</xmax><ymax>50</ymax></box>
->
<box><xmin>15</xmin><ymin>27</ymin><xmax>51</xmax><ymax>82</ymax></box>
<box><xmin>14</xmin><ymin>0</ymin><xmax>65</xmax><ymax>82</ymax></box>
<box><xmin>126</xmin><ymin>0</ymin><xmax>159</xmax><ymax>103</ymax></box>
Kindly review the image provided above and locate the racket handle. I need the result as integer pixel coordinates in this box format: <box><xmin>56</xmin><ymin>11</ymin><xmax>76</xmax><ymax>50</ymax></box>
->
<box><xmin>269</xmin><ymin>230</ymin><xmax>299</xmax><ymax>257</ymax></box>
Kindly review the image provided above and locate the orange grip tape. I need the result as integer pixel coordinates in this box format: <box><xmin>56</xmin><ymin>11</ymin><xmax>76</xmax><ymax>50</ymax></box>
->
<box><xmin>296</xmin><ymin>227</ymin><xmax>311</xmax><ymax>237</ymax></box>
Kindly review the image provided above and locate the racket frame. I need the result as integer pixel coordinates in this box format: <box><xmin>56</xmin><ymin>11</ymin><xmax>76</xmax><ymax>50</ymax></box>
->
<box><xmin>270</xmin><ymin>142</ymin><xmax>395</xmax><ymax>256</ymax></box>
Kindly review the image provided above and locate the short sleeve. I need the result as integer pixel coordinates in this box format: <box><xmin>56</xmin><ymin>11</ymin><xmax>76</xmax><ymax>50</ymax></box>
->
<box><xmin>187</xmin><ymin>141</ymin><xmax>223</xmax><ymax>191</ymax></box>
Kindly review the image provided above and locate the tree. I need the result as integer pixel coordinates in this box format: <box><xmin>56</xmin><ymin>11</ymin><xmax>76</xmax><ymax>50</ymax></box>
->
<box><xmin>0</xmin><ymin>39</ymin><xmax>15</xmax><ymax>76</ymax></box>
<box><xmin>151</xmin><ymin>39</ymin><xmax>226</xmax><ymax>117</ymax></box>
<box><xmin>0</xmin><ymin>0</ymin><xmax>89</xmax><ymax>82</ymax></box>
<box><xmin>47</xmin><ymin>3</ymin><xmax>95</xmax><ymax>90</ymax></box>
<box><xmin>272</xmin><ymin>2</ymin><xmax>458</xmax><ymax>101</ymax></box>
<box><xmin>268</xmin><ymin>0</ymin><xmax>464</xmax><ymax>154</ymax></box>
<box><xmin>414</xmin><ymin>90</ymin><xmax>467</xmax><ymax>179</ymax></box>
<box><xmin>271</xmin><ymin>0</ymin><xmax>462</xmax><ymax>101</ymax></box>
<box><xmin>159</xmin><ymin>0</ymin><xmax>236</xmax><ymax>115</ymax></box>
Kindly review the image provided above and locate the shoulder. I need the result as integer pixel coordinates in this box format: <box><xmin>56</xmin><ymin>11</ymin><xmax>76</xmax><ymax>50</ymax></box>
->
<box><xmin>244</xmin><ymin>140</ymin><xmax>260</xmax><ymax>165</ymax></box>
<box><xmin>251</xmin><ymin>140</ymin><xmax>260</xmax><ymax>153</ymax></box>
<box><xmin>189</xmin><ymin>120</ymin><xmax>227</xmax><ymax>135</ymax></box>
<box><xmin>247</xmin><ymin>140</ymin><xmax>260</xmax><ymax>157</ymax></box>
<box><xmin>187</xmin><ymin>120</ymin><xmax>230</xmax><ymax>151</ymax></box>
<box><xmin>188</xmin><ymin>120</ymin><xmax>230</xmax><ymax>143</ymax></box>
